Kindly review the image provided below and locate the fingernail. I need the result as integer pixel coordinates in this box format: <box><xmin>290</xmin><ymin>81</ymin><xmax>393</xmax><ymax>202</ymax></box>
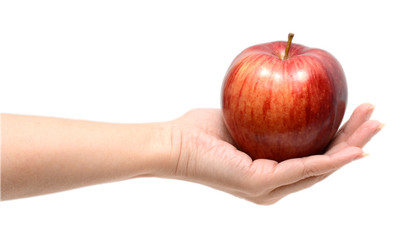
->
<box><xmin>354</xmin><ymin>152</ymin><xmax>369</xmax><ymax>161</ymax></box>
<box><xmin>366</xmin><ymin>105</ymin><xmax>375</xmax><ymax>120</ymax></box>
<box><xmin>373</xmin><ymin>122</ymin><xmax>385</xmax><ymax>135</ymax></box>
<box><xmin>378</xmin><ymin>123</ymin><xmax>385</xmax><ymax>130</ymax></box>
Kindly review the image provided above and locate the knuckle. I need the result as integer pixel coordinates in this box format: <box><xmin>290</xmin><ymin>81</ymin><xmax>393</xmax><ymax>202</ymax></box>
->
<box><xmin>239</xmin><ymin>180</ymin><xmax>268</xmax><ymax>199</ymax></box>
<box><xmin>250</xmin><ymin>197</ymin><xmax>278</xmax><ymax>206</ymax></box>
<box><xmin>246</xmin><ymin>184</ymin><xmax>265</xmax><ymax>197</ymax></box>
<box><xmin>299</xmin><ymin>159</ymin><xmax>315</xmax><ymax>178</ymax></box>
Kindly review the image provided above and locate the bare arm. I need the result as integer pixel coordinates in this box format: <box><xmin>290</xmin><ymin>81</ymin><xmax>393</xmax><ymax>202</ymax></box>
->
<box><xmin>0</xmin><ymin>114</ymin><xmax>175</xmax><ymax>200</ymax></box>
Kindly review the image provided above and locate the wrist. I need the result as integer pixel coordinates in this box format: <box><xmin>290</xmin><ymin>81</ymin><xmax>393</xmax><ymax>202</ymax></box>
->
<box><xmin>128</xmin><ymin>121</ymin><xmax>180</xmax><ymax>178</ymax></box>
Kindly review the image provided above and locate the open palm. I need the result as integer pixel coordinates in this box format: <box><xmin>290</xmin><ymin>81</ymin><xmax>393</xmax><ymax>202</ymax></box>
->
<box><xmin>171</xmin><ymin>103</ymin><xmax>382</xmax><ymax>205</ymax></box>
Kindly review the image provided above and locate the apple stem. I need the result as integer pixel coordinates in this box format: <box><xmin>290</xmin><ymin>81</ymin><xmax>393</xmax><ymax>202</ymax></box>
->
<box><xmin>283</xmin><ymin>33</ymin><xmax>294</xmax><ymax>60</ymax></box>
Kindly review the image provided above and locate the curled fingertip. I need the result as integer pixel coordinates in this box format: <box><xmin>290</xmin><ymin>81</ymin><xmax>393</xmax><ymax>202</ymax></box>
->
<box><xmin>378</xmin><ymin>123</ymin><xmax>385</xmax><ymax>131</ymax></box>
<box><xmin>353</xmin><ymin>152</ymin><xmax>370</xmax><ymax>161</ymax></box>
<box><xmin>366</xmin><ymin>104</ymin><xmax>376</xmax><ymax>120</ymax></box>
<box><xmin>371</xmin><ymin>121</ymin><xmax>385</xmax><ymax>135</ymax></box>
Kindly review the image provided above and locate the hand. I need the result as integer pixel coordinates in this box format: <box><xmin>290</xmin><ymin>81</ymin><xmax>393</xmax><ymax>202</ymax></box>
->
<box><xmin>169</xmin><ymin>103</ymin><xmax>382</xmax><ymax>205</ymax></box>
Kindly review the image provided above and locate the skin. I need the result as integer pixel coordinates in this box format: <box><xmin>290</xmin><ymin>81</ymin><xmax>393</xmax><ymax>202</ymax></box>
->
<box><xmin>0</xmin><ymin>103</ymin><xmax>382</xmax><ymax>204</ymax></box>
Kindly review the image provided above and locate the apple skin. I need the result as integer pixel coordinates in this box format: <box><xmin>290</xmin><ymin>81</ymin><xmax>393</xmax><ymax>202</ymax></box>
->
<box><xmin>221</xmin><ymin>41</ymin><xmax>347</xmax><ymax>162</ymax></box>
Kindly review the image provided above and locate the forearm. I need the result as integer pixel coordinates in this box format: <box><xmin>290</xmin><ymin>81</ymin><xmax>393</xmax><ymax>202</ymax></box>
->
<box><xmin>0</xmin><ymin>113</ymin><xmax>175</xmax><ymax>200</ymax></box>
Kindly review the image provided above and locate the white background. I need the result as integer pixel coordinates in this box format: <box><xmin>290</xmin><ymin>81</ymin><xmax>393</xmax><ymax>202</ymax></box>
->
<box><xmin>1</xmin><ymin>0</ymin><xmax>417</xmax><ymax>239</ymax></box>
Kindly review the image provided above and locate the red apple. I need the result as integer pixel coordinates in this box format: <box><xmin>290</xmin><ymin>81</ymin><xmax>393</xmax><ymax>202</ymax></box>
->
<box><xmin>221</xmin><ymin>33</ymin><xmax>347</xmax><ymax>162</ymax></box>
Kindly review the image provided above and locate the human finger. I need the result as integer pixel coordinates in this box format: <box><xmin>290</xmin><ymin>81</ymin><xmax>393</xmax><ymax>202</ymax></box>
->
<box><xmin>250</xmin><ymin>170</ymin><xmax>337</xmax><ymax>205</ymax></box>
<box><xmin>268</xmin><ymin>146</ymin><xmax>371</xmax><ymax>203</ymax></box>
<box><xmin>267</xmin><ymin>173</ymin><xmax>331</xmax><ymax>203</ymax></box>
<box><xmin>346</xmin><ymin>120</ymin><xmax>384</xmax><ymax>147</ymax></box>
<box><xmin>327</xmin><ymin>103</ymin><xmax>375</xmax><ymax>151</ymax></box>
<box><xmin>271</xmin><ymin>146</ymin><xmax>364</xmax><ymax>187</ymax></box>
<box><xmin>327</xmin><ymin>120</ymin><xmax>383</xmax><ymax>155</ymax></box>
